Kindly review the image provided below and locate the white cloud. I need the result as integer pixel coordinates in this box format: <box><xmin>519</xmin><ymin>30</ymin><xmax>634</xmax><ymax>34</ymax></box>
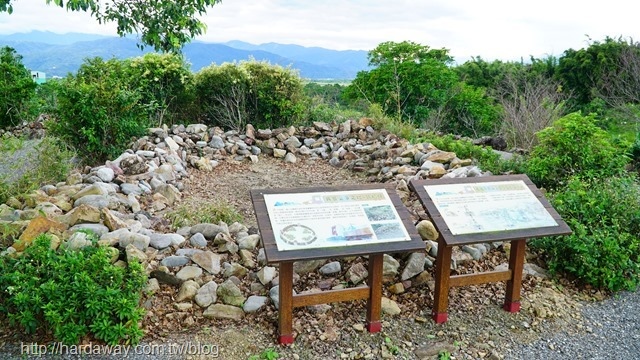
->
<box><xmin>1</xmin><ymin>0</ymin><xmax>640</xmax><ymax>62</ymax></box>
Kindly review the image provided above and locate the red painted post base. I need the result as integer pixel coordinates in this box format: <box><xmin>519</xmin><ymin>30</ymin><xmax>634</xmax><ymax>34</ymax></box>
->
<box><xmin>432</xmin><ymin>312</ymin><xmax>448</xmax><ymax>324</ymax></box>
<box><xmin>366</xmin><ymin>321</ymin><xmax>382</xmax><ymax>333</ymax></box>
<box><xmin>503</xmin><ymin>301</ymin><xmax>521</xmax><ymax>313</ymax></box>
<box><xmin>278</xmin><ymin>334</ymin><xmax>294</xmax><ymax>345</ymax></box>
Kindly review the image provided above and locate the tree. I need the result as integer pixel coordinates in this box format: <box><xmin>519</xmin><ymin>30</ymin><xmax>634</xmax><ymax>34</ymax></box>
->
<box><xmin>0</xmin><ymin>46</ymin><xmax>37</xmax><ymax>128</ymax></box>
<box><xmin>0</xmin><ymin>0</ymin><xmax>222</xmax><ymax>53</ymax></box>
<box><xmin>344</xmin><ymin>41</ymin><xmax>499</xmax><ymax>137</ymax></box>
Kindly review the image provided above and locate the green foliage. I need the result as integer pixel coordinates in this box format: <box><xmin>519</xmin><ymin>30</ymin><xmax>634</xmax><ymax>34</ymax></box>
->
<box><xmin>0</xmin><ymin>136</ymin><xmax>75</xmax><ymax>205</ymax></box>
<box><xmin>194</xmin><ymin>61</ymin><xmax>307</xmax><ymax>130</ymax></box>
<box><xmin>525</xmin><ymin>112</ymin><xmax>628</xmax><ymax>190</ymax></box>
<box><xmin>248</xmin><ymin>348</ymin><xmax>279</xmax><ymax>360</ymax></box>
<box><xmin>48</xmin><ymin>57</ymin><xmax>150</xmax><ymax>163</ymax></box>
<box><xmin>0</xmin><ymin>0</ymin><xmax>222</xmax><ymax>53</ymax></box>
<box><xmin>344</xmin><ymin>41</ymin><xmax>499</xmax><ymax>137</ymax></box>
<box><xmin>532</xmin><ymin>176</ymin><xmax>640</xmax><ymax>291</ymax></box>
<box><xmin>384</xmin><ymin>336</ymin><xmax>400</xmax><ymax>355</ymax></box>
<box><xmin>165</xmin><ymin>201</ymin><xmax>243</xmax><ymax>230</ymax></box>
<box><xmin>0</xmin><ymin>234</ymin><xmax>147</xmax><ymax>344</ymax></box>
<box><xmin>126</xmin><ymin>53</ymin><xmax>193</xmax><ymax>126</ymax></box>
<box><xmin>412</xmin><ymin>132</ymin><xmax>527</xmax><ymax>175</ymax></box>
<box><xmin>0</xmin><ymin>46</ymin><xmax>37</xmax><ymax>128</ymax></box>
<box><xmin>556</xmin><ymin>36</ymin><xmax>640</xmax><ymax>110</ymax></box>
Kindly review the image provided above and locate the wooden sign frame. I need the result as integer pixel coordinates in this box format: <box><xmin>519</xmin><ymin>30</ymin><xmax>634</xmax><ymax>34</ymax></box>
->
<box><xmin>409</xmin><ymin>174</ymin><xmax>571</xmax><ymax>323</ymax></box>
<box><xmin>251</xmin><ymin>183</ymin><xmax>424</xmax><ymax>344</ymax></box>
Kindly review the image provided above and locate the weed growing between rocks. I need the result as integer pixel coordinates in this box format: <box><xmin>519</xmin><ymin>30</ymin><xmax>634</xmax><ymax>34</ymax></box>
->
<box><xmin>165</xmin><ymin>200</ymin><xmax>243</xmax><ymax>230</ymax></box>
<box><xmin>0</xmin><ymin>234</ymin><xmax>147</xmax><ymax>345</ymax></box>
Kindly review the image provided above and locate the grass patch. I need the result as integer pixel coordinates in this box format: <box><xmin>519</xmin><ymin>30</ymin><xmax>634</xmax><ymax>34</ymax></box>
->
<box><xmin>165</xmin><ymin>201</ymin><xmax>243</xmax><ymax>229</ymax></box>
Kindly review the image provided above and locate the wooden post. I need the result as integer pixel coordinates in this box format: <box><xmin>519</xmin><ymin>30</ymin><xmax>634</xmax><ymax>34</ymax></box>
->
<box><xmin>504</xmin><ymin>239</ymin><xmax>526</xmax><ymax>312</ymax></box>
<box><xmin>432</xmin><ymin>238</ymin><xmax>452</xmax><ymax>323</ymax></box>
<box><xmin>366</xmin><ymin>253</ymin><xmax>383</xmax><ymax>332</ymax></box>
<box><xmin>278</xmin><ymin>261</ymin><xmax>294</xmax><ymax>344</ymax></box>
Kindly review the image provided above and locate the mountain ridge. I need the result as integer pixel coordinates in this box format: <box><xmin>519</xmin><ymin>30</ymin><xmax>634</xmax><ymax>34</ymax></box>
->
<box><xmin>0</xmin><ymin>31</ymin><xmax>369</xmax><ymax>80</ymax></box>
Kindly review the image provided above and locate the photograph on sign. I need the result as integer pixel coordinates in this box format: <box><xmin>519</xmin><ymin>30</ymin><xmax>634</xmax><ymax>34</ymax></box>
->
<box><xmin>263</xmin><ymin>189</ymin><xmax>411</xmax><ymax>251</ymax></box>
<box><xmin>424</xmin><ymin>180</ymin><xmax>558</xmax><ymax>235</ymax></box>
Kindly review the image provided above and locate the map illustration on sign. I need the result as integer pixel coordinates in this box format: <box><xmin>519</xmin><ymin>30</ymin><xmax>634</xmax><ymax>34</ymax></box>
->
<box><xmin>424</xmin><ymin>180</ymin><xmax>558</xmax><ymax>235</ymax></box>
<box><xmin>263</xmin><ymin>189</ymin><xmax>411</xmax><ymax>251</ymax></box>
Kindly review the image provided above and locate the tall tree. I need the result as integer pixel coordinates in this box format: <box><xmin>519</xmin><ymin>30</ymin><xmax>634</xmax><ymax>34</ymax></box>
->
<box><xmin>0</xmin><ymin>0</ymin><xmax>222</xmax><ymax>53</ymax></box>
<box><xmin>0</xmin><ymin>46</ymin><xmax>37</xmax><ymax>128</ymax></box>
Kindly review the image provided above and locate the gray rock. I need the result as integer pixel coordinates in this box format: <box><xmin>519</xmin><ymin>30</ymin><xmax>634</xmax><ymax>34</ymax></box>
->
<box><xmin>73</xmin><ymin>195</ymin><xmax>113</xmax><ymax>209</ymax></box>
<box><xmin>161</xmin><ymin>255</ymin><xmax>190</xmax><ymax>268</ymax></box>
<box><xmin>150</xmin><ymin>270</ymin><xmax>182</xmax><ymax>286</ymax></box>
<box><xmin>176</xmin><ymin>266</ymin><xmax>203</xmax><ymax>281</ymax></box>
<box><xmin>243</xmin><ymin>295</ymin><xmax>268</xmax><ymax>313</ymax></box>
<box><xmin>401</xmin><ymin>252</ymin><xmax>426</xmax><ymax>280</ymax></box>
<box><xmin>175</xmin><ymin>280</ymin><xmax>200</xmax><ymax>302</ymax></box>
<box><xmin>190</xmin><ymin>232</ymin><xmax>208</xmax><ymax>248</ymax></box>
<box><xmin>209</xmin><ymin>136</ymin><xmax>225</xmax><ymax>149</ymax></box>
<box><xmin>96</xmin><ymin>167</ymin><xmax>115</xmax><ymax>182</ymax></box>
<box><xmin>190</xmin><ymin>223</ymin><xmax>227</xmax><ymax>239</ymax></box>
<box><xmin>69</xmin><ymin>223</ymin><xmax>110</xmax><ymax>237</ymax></box>
<box><xmin>191</xmin><ymin>251</ymin><xmax>222</xmax><ymax>275</ymax></box>
<box><xmin>175</xmin><ymin>248</ymin><xmax>202</xmax><ymax>257</ymax></box>
<box><xmin>462</xmin><ymin>245</ymin><xmax>482</xmax><ymax>260</ymax></box>
<box><xmin>223</xmin><ymin>263</ymin><xmax>248</xmax><ymax>278</ymax></box>
<box><xmin>381</xmin><ymin>297</ymin><xmax>401</xmax><ymax>315</ymax></box>
<box><xmin>217</xmin><ymin>279</ymin><xmax>246</xmax><ymax>306</ymax></box>
<box><xmin>125</xmin><ymin>244</ymin><xmax>147</xmax><ymax>263</ymax></box>
<box><xmin>144</xmin><ymin>278</ymin><xmax>160</xmax><ymax>294</ymax></box>
<box><xmin>427</xmin><ymin>240</ymin><xmax>438</xmax><ymax>257</ymax></box>
<box><xmin>149</xmin><ymin>233</ymin><xmax>185</xmax><ymax>249</ymax></box>
<box><xmin>319</xmin><ymin>261</ymin><xmax>342</xmax><ymax>275</ymax></box>
<box><xmin>416</xmin><ymin>220</ymin><xmax>439</xmax><ymax>241</ymax></box>
<box><xmin>257</xmin><ymin>266</ymin><xmax>277</xmax><ymax>285</ymax></box>
<box><xmin>294</xmin><ymin>259</ymin><xmax>325</xmax><ymax>275</ymax></box>
<box><xmin>194</xmin><ymin>281</ymin><xmax>218</xmax><ymax>308</ymax></box>
<box><xmin>203</xmin><ymin>304</ymin><xmax>244</xmax><ymax>320</ymax></box>
<box><xmin>238</xmin><ymin>234</ymin><xmax>261</xmax><ymax>250</ymax></box>
<box><xmin>383</xmin><ymin>254</ymin><xmax>400</xmax><ymax>279</ymax></box>
<box><xmin>64</xmin><ymin>231</ymin><xmax>93</xmax><ymax>250</ymax></box>
<box><xmin>346</xmin><ymin>263</ymin><xmax>368</xmax><ymax>285</ymax></box>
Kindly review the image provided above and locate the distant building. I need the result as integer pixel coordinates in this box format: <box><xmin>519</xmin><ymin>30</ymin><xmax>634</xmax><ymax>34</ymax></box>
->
<box><xmin>30</xmin><ymin>71</ymin><xmax>46</xmax><ymax>84</ymax></box>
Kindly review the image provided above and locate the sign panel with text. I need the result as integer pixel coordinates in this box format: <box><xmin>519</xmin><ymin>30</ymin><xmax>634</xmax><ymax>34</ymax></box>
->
<box><xmin>264</xmin><ymin>189</ymin><xmax>412</xmax><ymax>251</ymax></box>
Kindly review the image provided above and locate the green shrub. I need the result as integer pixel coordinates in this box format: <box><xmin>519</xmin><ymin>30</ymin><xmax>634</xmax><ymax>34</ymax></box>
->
<box><xmin>48</xmin><ymin>57</ymin><xmax>150</xmax><ymax>163</ymax></box>
<box><xmin>0</xmin><ymin>234</ymin><xmax>147</xmax><ymax>344</ymax></box>
<box><xmin>125</xmin><ymin>53</ymin><xmax>193</xmax><ymax>126</ymax></box>
<box><xmin>525</xmin><ymin>112</ymin><xmax>629</xmax><ymax>190</ymax></box>
<box><xmin>165</xmin><ymin>201</ymin><xmax>243</xmax><ymax>230</ymax></box>
<box><xmin>193</xmin><ymin>61</ymin><xmax>308</xmax><ymax>130</ymax></box>
<box><xmin>0</xmin><ymin>46</ymin><xmax>37</xmax><ymax>128</ymax></box>
<box><xmin>0</xmin><ymin>136</ymin><xmax>75</xmax><ymax>205</ymax></box>
<box><xmin>532</xmin><ymin>175</ymin><xmax>640</xmax><ymax>291</ymax></box>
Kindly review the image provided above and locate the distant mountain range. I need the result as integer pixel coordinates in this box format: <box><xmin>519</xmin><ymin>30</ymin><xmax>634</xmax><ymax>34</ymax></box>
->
<box><xmin>0</xmin><ymin>31</ymin><xmax>370</xmax><ymax>80</ymax></box>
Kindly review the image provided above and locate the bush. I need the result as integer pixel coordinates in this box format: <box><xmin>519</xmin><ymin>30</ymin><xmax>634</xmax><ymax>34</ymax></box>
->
<box><xmin>0</xmin><ymin>136</ymin><xmax>75</xmax><ymax>205</ymax></box>
<box><xmin>125</xmin><ymin>53</ymin><xmax>193</xmax><ymax>126</ymax></box>
<box><xmin>193</xmin><ymin>61</ymin><xmax>308</xmax><ymax>130</ymax></box>
<box><xmin>166</xmin><ymin>201</ymin><xmax>243</xmax><ymax>230</ymax></box>
<box><xmin>0</xmin><ymin>46</ymin><xmax>37</xmax><ymax>128</ymax></box>
<box><xmin>0</xmin><ymin>234</ymin><xmax>147</xmax><ymax>344</ymax></box>
<box><xmin>532</xmin><ymin>175</ymin><xmax>640</xmax><ymax>291</ymax></box>
<box><xmin>525</xmin><ymin>112</ymin><xmax>629</xmax><ymax>190</ymax></box>
<box><xmin>48</xmin><ymin>57</ymin><xmax>150</xmax><ymax>163</ymax></box>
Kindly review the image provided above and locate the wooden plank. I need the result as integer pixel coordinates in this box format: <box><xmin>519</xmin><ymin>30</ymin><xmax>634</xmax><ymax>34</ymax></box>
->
<box><xmin>366</xmin><ymin>253</ymin><xmax>383</xmax><ymax>332</ymax></box>
<box><xmin>432</xmin><ymin>240</ymin><xmax>452</xmax><ymax>323</ymax></box>
<box><xmin>505</xmin><ymin>239</ymin><xmax>526</xmax><ymax>305</ymax></box>
<box><xmin>449</xmin><ymin>270</ymin><xmax>512</xmax><ymax>287</ymax></box>
<box><xmin>278</xmin><ymin>261</ymin><xmax>294</xmax><ymax>343</ymax></box>
<box><xmin>292</xmin><ymin>287</ymin><xmax>370</xmax><ymax>308</ymax></box>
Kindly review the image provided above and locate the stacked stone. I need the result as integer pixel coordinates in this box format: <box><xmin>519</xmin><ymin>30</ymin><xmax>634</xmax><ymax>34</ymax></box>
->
<box><xmin>1</xmin><ymin>119</ymin><xmax>516</xmax><ymax>321</ymax></box>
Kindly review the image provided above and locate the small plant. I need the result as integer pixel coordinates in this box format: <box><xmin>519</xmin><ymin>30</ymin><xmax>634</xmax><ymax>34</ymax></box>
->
<box><xmin>0</xmin><ymin>234</ymin><xmax>147</xmax><ymax>345</ymax></box>
<box><xmin>165</xmin><ymin>201</ymin><xmax>243</xmax><ymax>229</ymax></box>
<box><xmin>248</xmin><ymin>348</ymin><xmax>279</xmax><ymax>360</ymax></box>
<box><xmin>384</xmin><ymin>336</ymin><xmax>400</xmax><ymax>355</ymax></box>
<box><xmin>438</xmin><ymin>350</ymin><xmax>452</xmax><ymax>360</ymax></box>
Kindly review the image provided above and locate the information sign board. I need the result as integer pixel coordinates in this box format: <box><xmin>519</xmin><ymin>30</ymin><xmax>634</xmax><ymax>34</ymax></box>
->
<box><xmin>263</xmin><ymin>189</ymin><xmax>412</xmax><ymax>251</ymax></box>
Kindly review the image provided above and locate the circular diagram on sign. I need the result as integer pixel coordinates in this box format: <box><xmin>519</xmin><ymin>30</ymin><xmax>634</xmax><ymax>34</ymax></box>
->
<box><xmin>279</xmin><ymin>224</ymin><xmax>317</xmax><ymax>246</ymax></box>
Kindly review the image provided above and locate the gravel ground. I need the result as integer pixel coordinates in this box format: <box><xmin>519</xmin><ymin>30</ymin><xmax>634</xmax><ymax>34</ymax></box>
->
<box><xmin>505</xmin><ymin>289</ymin><xmax>640</xmax><ymax>360</ymax></box>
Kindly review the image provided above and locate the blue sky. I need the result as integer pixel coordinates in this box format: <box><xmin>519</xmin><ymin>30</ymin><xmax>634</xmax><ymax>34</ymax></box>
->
<box><xmin>1</xmin><ymin>0</ymin><xmax>639</xmax><ymax>63</ymax></box>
